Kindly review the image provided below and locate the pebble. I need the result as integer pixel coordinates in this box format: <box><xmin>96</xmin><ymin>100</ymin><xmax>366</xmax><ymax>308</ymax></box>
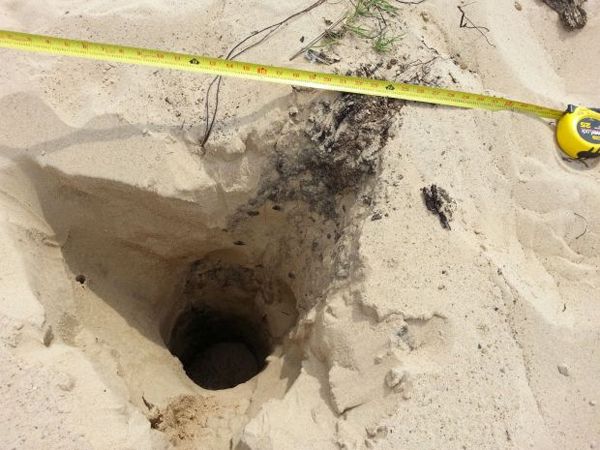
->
<box><xmin>366</xmin><ymin>425</ymin><xmax>388</xmax><ymax>439</ymax></box>
<box><xmin>557</xmin><ymin>363</ymin><xmax>570</xmax><ymax>376</ymax></box>
<box><xmin>589</xmin><ymin>400</ymin><xmax>596</xmax><ymax>406</ymax></box>
<box><xmin>56</xmin><ymin>373</ymin><xmax>75</xmax><ymax>392</ymax></box>
<box><xmin>336</xmin><ymin>268</ymin><xmax>349</xmax><ymax>279</ymax></box>
<box><xmin>385</xmin><ymin>368</ymin><xmax>406</xmax><ymax>389</ymax></box>
<box><xmin>421</xmin><ymin>12</ymin><xmax>430</xmax><ymax>22</ymax></box>
<box><xmin>514</xmin><ymin>1</ymin><xmax>522</xmax><ymax>11</ymax></box>
<box><xmin>43</xmin><ymin>326</ymin><xmax>54</xmax><ymax>347</ymax></box>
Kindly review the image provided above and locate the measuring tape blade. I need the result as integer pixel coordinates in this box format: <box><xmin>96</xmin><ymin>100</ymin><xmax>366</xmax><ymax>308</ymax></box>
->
<box><xmin>0</xmin><ymin>29</ymin><xmax>564</xmax><ymax>121</ymax></box>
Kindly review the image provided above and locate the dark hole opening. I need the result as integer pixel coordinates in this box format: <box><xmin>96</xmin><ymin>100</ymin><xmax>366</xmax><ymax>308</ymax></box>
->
<box><xmin>167</xmin><ymin>307</ymin><xmax>271</xmax><ymax>390</ymax></box>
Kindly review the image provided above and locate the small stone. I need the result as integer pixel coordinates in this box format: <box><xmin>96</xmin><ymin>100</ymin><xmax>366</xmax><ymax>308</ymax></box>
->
<box><xmin>288</xmin><ymin>106</ymin><xmax>299</xmax><ymax>117</ymax></box>
<box><xmin>514</xmin><ymin>1</ymin><xmax>522</xmax><ymax>11</ymax></box>
<box><xmin>385</xmin><ymin>368</ymin><xmax>406</xmax><ymax>390</ymax></box>
<box><xmin>460</xmin><ymin>62</ymin><xmax>468</xmax><ymax>70</ymax></box>
<box><xmin>374</xmin><ymin>354</ymin><xmax>384</xmax><ymax>365</ymax></box>
<box><xmin>557</xmin><ymin>363</ymin><xmax>570</xmax><ymax>376</ymax></box>
<box><xmin>366</xmin><ymin>425</ymin><xmax>388</xmax><ymax>439</ymax></box>
<box><xmin>421</xmin><ymin>11</ymin><xmax>430</xmax><ymax>22</ymax></box>
<box><xmin>336</xmin><ymin>268</ymin><xmax>349</xmax><ymax>279</ymax></box>
<box><xmin>42</xmin><ymin>237</ymin><xmax>60</xmax><ymax>247</ymax></box>
<box><xmin>56</xmin><ymin>374</ymin><xmax>75</xmax><ymax>392</ymax></box>
<box><xmin>589</xmin><ymin>400</ymin><xmax>596</xmax><ymax>406</ymax></box>
<box><xmin>43</xmin><ymin>326</ymin><xmax>54</xmax><ymax>347</ymax></box>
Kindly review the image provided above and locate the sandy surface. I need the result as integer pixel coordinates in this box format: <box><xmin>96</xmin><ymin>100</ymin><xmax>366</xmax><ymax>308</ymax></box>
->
<box><xmin>1</xmin><ymin>1</ymin><xmax>599</xmax><ymax>449</ymax></box>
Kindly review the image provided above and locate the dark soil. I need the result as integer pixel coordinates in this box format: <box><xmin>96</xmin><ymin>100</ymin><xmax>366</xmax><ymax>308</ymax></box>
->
<box><xmin>542</xmin><ymin>0</ymin><xmax>587</xmax><ymax>29</ymax></box>
<box><xmin>253</xmin><ymin>93</ymin><xmax>402</xmax><ymax>218</ymax></box>
<box><xmin>421</xmin><ymin>184</ymin><xmax>455</xmax><ymax>230</ymax></box>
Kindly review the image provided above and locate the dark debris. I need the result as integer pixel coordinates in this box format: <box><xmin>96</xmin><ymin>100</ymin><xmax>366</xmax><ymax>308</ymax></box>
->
<box><xmin>421</xmin><ymin>184</ymin><xmax>455</xmax><ymax>230</ymax></box>
<box><xmin>542</xmin><ymin>0</ymin><xmax>587</xmax><ymax>29</ymax></box>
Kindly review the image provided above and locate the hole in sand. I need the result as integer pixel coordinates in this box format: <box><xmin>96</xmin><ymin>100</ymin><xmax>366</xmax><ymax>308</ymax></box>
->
<box><xmin>161</xmin><ymin>258</ymin><xmax>299</xmax><ymax>393</ymax></box>
<box><xmin>75</xmin><ymin>274</ymin><xmax>86</xmax><ymax>284</ymax></box>
<box><xmin>167</xmin><ymin>307</ymin><xmax>271</xmax><ymax>390</ymax></box>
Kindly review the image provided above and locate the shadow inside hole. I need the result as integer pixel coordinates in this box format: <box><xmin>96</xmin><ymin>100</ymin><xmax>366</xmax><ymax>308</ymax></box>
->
<box><xmin>167</xmin><ymin>307</ymin><xmax>271</xmax><ymax>390</ymax></box>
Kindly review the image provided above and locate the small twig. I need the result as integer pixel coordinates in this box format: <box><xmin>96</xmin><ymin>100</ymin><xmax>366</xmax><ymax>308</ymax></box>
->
<box><xmin>376</xmin><ymin>6</ymin><xmax>388</xmax><ymax>28</ymax></box>
<box><xmin>405</xmin><ymin>56</ymin><xmax>437</xmax><ymax>68</ymax></box>
<box><xmin>457</xmin><ymin>5</ymin><xmax>494</xmax><ymax>47</ymax></box>
<box><xmin>142</xmin><ymin>394</ymin><xmax>155</xmax><ymax>410</ymax></box>
<box><xmin>290</xmin><ymin>15</ymin><xmax>346</xmax><ymax>61</ymax></box>
<box><xmin>201</xmin><ymin>0</ymin><xmax>327</xmax><ymax>146</ymax></box>
<box><xmin>294</xmin><ymin>0</ymin><xmax>403</xmax><ymax>60</ymax></box>
<box><xmin>574</xmin><ymin>212</ymin><xmax>588</xmax><ymax>239</ymax></box>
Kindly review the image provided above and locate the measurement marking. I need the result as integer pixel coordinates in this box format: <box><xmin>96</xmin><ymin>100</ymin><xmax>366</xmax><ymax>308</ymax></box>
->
<box><xmin>0</xmin><ymin>29</ymin><xmax>564</xmax><ymax>121</ymax></box>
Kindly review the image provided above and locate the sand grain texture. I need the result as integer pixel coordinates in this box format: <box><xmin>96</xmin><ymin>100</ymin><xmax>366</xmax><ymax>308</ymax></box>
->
<box><xmin>1</xmin><ymin>1</ymin><xmax>599</xmax><ymax>449</ymax></box>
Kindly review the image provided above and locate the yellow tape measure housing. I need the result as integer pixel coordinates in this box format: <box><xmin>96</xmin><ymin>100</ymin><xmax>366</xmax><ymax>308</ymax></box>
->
<box><xmin>0</xmin><ymin>29</ymin><xmax>592</xmax><ymax>160</ymax></box>
<box><xmin>557</xmin><ymin>106</ymin><xmax>600</xmax><ymax>159</ymax></box>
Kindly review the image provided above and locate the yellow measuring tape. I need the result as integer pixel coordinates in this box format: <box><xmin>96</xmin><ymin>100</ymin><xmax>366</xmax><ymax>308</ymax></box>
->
<box><xmin>1</xmin><ymin>29</ymin><xmax>599</xmax><ymax>159</ymax></box>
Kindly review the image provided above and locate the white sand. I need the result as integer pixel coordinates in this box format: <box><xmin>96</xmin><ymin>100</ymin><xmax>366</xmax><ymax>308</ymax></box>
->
<box><xmin>1</xmin><ymin>1</ymin><xmax>599</xmax><ymax>449</ymax></box>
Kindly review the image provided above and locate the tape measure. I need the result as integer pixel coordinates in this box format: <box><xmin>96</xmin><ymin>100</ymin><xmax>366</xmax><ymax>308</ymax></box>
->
<box><xmin>0</xmin><ymin>29</ymin><xmax>596</xmax><ymax>159</ymax></box>
<box><xmin>557</xmin><ymin>106</ymin><xmax>600</xmax><ymax>159</ymax></box>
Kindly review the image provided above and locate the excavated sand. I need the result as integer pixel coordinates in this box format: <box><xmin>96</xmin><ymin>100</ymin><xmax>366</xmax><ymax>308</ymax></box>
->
<box><xmin>1</xmin><ymin>1</ymin><xmax>599</xmax><ymax>449</ymax></box>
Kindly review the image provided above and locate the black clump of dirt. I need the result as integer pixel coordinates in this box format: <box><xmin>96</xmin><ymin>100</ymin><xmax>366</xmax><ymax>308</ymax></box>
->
<box><xmin>305</xmin><ymin>94</ymin><xmax>392</xmax><ymax>191</ymax></box>
<box><xmin>542</xmin><ymin>0</ymin><xmax>587</xmax><ymax>29</ymax></box>
<box><xmin>421</xmin><ymin>184</ymin><xmax>455</xmax><ymax>230</ymax></box>
<box><xmin>255</xmin><ymin>93</ymin><xmax>401</xmax><ymax>218</ymax></box>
